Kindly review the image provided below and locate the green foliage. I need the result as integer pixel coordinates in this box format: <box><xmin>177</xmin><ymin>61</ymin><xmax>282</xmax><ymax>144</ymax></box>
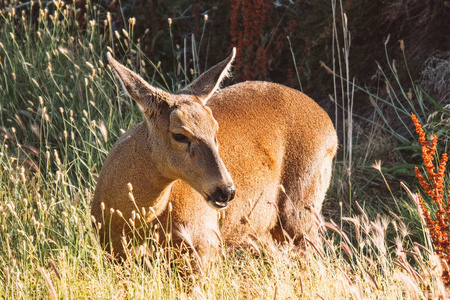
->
<box><xmin>0</xmin><ymin>0</ymin><xmax>151</xmax><ymax>190</ymax></box>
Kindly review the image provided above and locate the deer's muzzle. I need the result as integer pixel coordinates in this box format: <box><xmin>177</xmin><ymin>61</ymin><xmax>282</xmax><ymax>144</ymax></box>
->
<box><xmin>207</xmin><ymin>185</ymin><xmax>235</xmax><ymax>209</ymax></box>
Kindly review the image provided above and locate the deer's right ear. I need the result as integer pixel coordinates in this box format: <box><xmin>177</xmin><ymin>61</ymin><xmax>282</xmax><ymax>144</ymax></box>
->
<box><xmin>178</xmin><ymin>48</ymin><xmax>236</xmax><ymax>105</ymax></box>
<box><xmin>107</xmin><ymin>53</ymin><xmax>173</xmax><ymax>115</ymax></box>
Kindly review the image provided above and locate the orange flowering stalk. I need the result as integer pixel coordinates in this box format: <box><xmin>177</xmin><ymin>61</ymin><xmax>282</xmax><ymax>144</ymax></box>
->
<box><xmin>412</xmin><ymin>113</ymin><xmax>450</xmax><ymax>285</ymax></box>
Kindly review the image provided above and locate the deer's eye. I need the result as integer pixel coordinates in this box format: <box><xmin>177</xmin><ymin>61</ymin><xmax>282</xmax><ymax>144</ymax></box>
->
<box><xmin>172</xmin><ymin>133</ymin><xmax>190</xmax><ymax>143</ymax></box>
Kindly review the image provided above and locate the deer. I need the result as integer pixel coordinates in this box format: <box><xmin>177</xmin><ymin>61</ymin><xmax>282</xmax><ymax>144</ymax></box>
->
<box><xmin>91</xmin><ymin>48</ymin><xmax>338</xmax><ymax>266</ymax></box>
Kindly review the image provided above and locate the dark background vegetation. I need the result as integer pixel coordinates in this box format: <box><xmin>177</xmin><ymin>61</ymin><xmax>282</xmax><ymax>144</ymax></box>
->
<box><xmin>103</xmin><ymin>0</ymin><xmax>450</xmax><ymax>105</ymax></box>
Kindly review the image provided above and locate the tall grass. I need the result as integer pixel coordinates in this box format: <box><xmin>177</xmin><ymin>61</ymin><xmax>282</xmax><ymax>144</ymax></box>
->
<box><xmin>323</xmin><ymin>0</ymin><xmax>449</xmax><ymax>238</ymax></box>
<box><xmin>0</xmin><ymin>0</ymin><xmax>449</xmax><ymax>298</ymax></box>
<box><xmin>0</xmin><ymin>139</ymin><xmax>447</xmax><ymax>298</ymax></box>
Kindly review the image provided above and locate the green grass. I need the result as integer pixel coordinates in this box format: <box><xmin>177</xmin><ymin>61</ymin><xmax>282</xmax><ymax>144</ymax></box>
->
<box><xmin>0</xmin><ymin>0</ymin><xmax>449</xmax><ymax>299</ymax></box>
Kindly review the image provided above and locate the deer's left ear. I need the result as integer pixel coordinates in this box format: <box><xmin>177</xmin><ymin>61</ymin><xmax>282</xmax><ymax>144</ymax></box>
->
<box><xmin>107</xmin><ymin>52</ymin><xmax>174</xmax><ymax>118</ymax></box>
<box><xmin>178</xmin><ymin>48</ymin><xmax>236</xmax><ymax>105</ymax></box>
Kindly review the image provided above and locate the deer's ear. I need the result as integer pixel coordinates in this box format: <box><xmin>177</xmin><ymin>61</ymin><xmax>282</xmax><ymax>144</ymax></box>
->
<box><xmin>107</xmin><ymin>53</ymin><xmax>173</xmax><ymax>116</ymax></box>
<box><xmin>178</xmin><ymin>48</ymin><xmax>236</xmax><ymax>105</ymax></box>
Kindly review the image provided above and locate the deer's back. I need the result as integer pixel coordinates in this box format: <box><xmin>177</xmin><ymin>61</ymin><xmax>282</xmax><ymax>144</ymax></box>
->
<box><xmin>208</xmin><ymin>81</ymin><xmax>336</xmax><ymax>176</ymax></box>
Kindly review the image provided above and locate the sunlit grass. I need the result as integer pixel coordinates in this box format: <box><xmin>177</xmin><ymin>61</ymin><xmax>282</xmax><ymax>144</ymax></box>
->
<box><xmin>0</xmin><ymin>144</ymin><xmax>447</xmax><ymax>298</ymax></box>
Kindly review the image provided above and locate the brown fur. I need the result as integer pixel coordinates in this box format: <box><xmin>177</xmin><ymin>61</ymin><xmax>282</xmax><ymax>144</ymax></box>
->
<box><xmin>91</xmin><ymin>49</ymin><xmax>337</xmax><ymax>263</ymax></box>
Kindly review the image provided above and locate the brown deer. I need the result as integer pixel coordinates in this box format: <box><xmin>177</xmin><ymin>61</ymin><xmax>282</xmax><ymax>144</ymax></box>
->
<box><xmin>91</xmin><ymin>48</ymin><xmax>337</xmax><ymax>264</ymax></box>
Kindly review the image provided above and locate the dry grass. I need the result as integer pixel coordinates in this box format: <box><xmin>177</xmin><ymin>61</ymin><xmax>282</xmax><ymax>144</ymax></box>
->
<box><xmin>0</xmin><ymin>146</ymin><xmax>447</xmax><ymax>298</ymax></box>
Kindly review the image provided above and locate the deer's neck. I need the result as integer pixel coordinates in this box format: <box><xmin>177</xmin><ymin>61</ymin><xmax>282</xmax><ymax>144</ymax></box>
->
<box><xmin>127</xmin><ymin>122</ymin><xmax>175</xmax><ymax>215</ymax></box>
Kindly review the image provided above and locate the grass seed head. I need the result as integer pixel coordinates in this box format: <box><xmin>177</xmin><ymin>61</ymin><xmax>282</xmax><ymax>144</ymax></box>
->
<box><xmin>371</xmin><ymin>160</ymin><xmax>382</xmax><ymax>172</ymax></box>
<box><xmin>128</xmin><ymin>192</ymin><xmax>135</xmax><ymax>203</ymax></box>
<box><xmin>400</xmin><ymin>40</ymin><xmax>405</xmax><ymax>52</ymax></box>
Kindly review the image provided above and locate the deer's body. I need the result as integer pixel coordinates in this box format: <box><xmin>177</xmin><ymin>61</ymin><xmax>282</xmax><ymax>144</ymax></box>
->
<box><xmin>91</xmin><ymin>50</ymin><xmax>337</xmax><ymax>262</ymax></box>
<box><xmin>210</xmin><ymin>81</ymin><xmax>336</xmax><ymax>245</ymax></box>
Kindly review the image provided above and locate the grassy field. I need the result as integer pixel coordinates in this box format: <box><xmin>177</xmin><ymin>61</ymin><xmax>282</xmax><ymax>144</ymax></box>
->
<box><xmin>0</xmin><ymin>0</ymin><xmax>449</xmax><ymax>299</ymax></box>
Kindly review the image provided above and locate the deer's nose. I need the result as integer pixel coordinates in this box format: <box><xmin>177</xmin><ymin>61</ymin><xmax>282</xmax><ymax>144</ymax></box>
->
<box><xmin>212</xmin><ymin>185</ymin><xmax>236</xmax><ymax>203</ymax></box>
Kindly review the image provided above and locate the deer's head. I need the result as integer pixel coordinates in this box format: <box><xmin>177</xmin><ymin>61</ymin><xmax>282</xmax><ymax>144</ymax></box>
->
<box><xmin>107</xmin><ymin>49</ymin><xmax>236</xmax><ymax>209</ymax></box>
